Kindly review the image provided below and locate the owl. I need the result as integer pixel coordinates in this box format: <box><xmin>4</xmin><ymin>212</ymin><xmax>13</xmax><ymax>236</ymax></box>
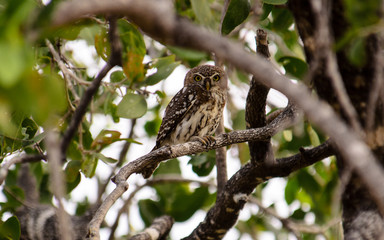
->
<box><xmin>140</xmin><ymin>65</ymin><xmax>228</xmax><ymax>178</ymax></box>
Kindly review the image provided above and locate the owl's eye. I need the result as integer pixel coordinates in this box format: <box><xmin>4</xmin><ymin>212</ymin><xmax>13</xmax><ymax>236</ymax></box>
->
<box><xmin>212</xmin><ymin>74</ymin><xmax>221</xmax><ymax>81</ymax></box>
<box><xmin>194</xmin><ymin>75</ymin><xmax>202</xmax><ymax>81</ymax></box>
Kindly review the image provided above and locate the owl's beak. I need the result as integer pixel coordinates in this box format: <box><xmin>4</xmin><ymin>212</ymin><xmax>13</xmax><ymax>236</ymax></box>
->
<box><xmin>205</xmin><ymin>79</ymin><xmax>211</xmax><ymax>90</ymax></box>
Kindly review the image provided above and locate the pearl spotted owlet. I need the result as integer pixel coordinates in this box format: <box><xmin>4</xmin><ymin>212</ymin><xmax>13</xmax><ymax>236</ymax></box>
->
<box><xmin>140</xmin><ymin>65</ymin><xmax>228</xmax><ymax>178</ymax></box>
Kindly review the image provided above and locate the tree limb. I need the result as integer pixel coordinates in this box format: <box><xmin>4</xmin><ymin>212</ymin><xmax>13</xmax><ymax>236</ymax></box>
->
<box><xmin>129</xmin><ymin>215</ymin><xmax>174</xmax><ymax>240</ymax></box>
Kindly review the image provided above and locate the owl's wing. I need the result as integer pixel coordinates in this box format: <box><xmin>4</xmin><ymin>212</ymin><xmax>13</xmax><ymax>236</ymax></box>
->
<box><xmin>154</xmin><ymin>84</ymin><xmax>209</xmax><ymax>149</ymax></box>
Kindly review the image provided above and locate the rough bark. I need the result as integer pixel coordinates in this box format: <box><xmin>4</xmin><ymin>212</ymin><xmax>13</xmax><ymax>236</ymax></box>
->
<box><xmin>288</xmin><ymin>0</ymin><xmax>384</xmax><ymax>238</ymax></box>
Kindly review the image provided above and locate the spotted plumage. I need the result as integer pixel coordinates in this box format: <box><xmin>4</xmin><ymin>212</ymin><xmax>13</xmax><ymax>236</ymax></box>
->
<box><xmin>140</xmin><ymin>65</ymin><xmax>228</xmax><ymax>178</ymax></box>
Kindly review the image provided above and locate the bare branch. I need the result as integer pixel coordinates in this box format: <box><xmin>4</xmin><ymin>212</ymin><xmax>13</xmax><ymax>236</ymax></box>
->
<box><xmin>0</xmin><ymin>154</ymin><xmax>45</xmax><ymax>185</ymax></box>
<box><xmin>129</xmin><ymin>215</ymin><xmax>174</xmax><ymax>240</ymax></box>
<box><xmin>215</xmin><ymin>119</ymin><xmax>227</xmax><ymax>196</ymax></box>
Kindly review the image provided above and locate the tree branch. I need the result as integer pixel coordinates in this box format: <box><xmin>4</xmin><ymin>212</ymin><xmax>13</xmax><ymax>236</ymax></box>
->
<box><xmin>60</xmin><ymin>17</ymin><xmax>122</xmax><ymax>157</ymax></box>
<box><xmin>129</xmin><ymin>215</ymin><xmax>174</xmax><ymax>240</ymax></box>
<box><xmin>0</xmin><ymin>154</ymin><xmax>46</xmax><ymax>185</ymax></box>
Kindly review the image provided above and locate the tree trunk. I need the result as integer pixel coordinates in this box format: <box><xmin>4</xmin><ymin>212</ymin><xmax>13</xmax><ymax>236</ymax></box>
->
<box><xmin>288</xmin><ymin>0</ymin><xmax>384</xmax><ymax>238</ymax></box>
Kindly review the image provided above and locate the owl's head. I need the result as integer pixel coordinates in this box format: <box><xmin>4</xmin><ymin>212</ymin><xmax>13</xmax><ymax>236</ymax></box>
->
<box><xmin>184</xmin><ymin>65</ymin><xmax>227</xmax><ymax>91</ymax></box>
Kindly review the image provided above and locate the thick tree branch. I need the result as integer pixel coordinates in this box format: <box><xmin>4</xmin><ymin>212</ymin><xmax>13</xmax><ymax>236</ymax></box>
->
<box><xmin>246</xmin><ymin>28</ymin><xmax>271</xmax><ymax>165</ymax></box>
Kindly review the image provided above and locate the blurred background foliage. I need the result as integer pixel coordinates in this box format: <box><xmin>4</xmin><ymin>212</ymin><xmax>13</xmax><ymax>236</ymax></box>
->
<box><xmin>0</xmin><ymin>0</ymin><xmax>377</xmax><ymax>239</ymax></box>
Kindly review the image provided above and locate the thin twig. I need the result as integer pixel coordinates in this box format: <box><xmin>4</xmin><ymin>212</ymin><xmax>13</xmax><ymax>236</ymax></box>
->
<box><xmin>97</xmin><ymin>119</ymin><xmax>137</xmax><ymax>204</ymax></box>
<box><xmin>214</xmin><ymin>0</ymin><xmax>231</xmax><ymax>195</ymax></box>
<box><xmin>46</xmin><ymin>39</ymin><xmax>81</xmax><ymax>104</ymax></box>
<box><xmin>250</xmin><ymin>197</ymin><xmax>341</xmax><ymax>238</ymax></box>
<box><xmin>0</xmin><ymin>154</ymin><xmax>46</xmax><ymax>185</ymax></box>
<box><xmin>365</xmin><ymin>37</ymin><xmax>384</xmax><ymax>132</ymax></box>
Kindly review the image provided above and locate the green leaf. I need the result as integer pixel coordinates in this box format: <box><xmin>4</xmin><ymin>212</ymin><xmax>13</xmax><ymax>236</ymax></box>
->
<box><xmin>94</xmin><ymin>27</ymin><xmax>110</xmax><ymax>61</ymax></box>
<box><xmin>0</xmin><ymin>216</ymin><xmax>20</xmax><ymax>240</ymax></box>
<box><xmin>291</xmin><ymin>208</ymin><xmax>306</xmax><ymax>220</ymax></box>
<box><xmin>144</xmin><ymin>117</ymin><xmax>162</xmax><ymax>137</ymax></box>
<box><xmin>118</xmin><ymin>19</ymin><xmax>146</xmax><ymax>83</ymax></box>
<box><xmin>91</xmin><ymin>130</ymin><xmax>122</xmax><ymax>151</ymax></box>
<box><xmin>278</xmin><ymin>56</ymin><xmax>308</xmax><ymax>79</ymax></box>
<box><xmin>260</xmin><ymin>3</ymin><xmax>273</xmax><ymax>21</ymax></box>
<box><xmin>170</xmin><ymin>186</ymin><xmax>210</xmax><ymax>221</ymax></box>
<box><xmin>110</xmin><ymin>70</ymin><xmax>125</xmax><ymax>83</ymax></box>
<box><xmin>190</xmin><ymin>0</ymin><xmax>217</xmax><ymax>29</ymax></box>
<box><xmin>65</xmin><ymin>160</ymin><xmax>82</xmax><ymax>183</ymax></box>
<box><xmin>81</xmin><ymin>155</ymin><xmax>98</xmax><ymax>178</ymax></box>
<box><xmin>347</xmin><ymin>37</ymin><xmax>367</xmax><ymax>67</ymax></box>
<box><xmin>154</xmin><ymin>158</ymin><xmax>181</xmax><ymax>176</ymax></box>
<box><xmin>271</xmin><ymin>7</ymin><xmax>293</xmax><ymax>31</ymax></box>
<box><xmin>263</xmin><ymin>0</ymin><xmax>287</xmax><ymax>5</ymax></box>
<box><xmin>221</xmin><ymin>0</ymin><xmax>250</xmax><ymax>35</ymax></box>
<box><xmin>188</xmin><ymin>150</ymin><xmax>216</xmax><ymax>176</ymax></box>
<box><xmin>21</xmin><ymin>118</ymin><xmax>38</xmax><ymax>140</ymax></box>
<box><xmin>285</xmin><ymin>176</ymin><xmax>298</xmax><ymax>204</ymax></box>
<box><xmin>66</xmin><ymin>172</ymin><xmax>81</xmax><ymax>194</ymax></box>
<box><xmin>94</xmin><ymin>152</ymin><xmax>118</xmax><ymax>164</ymax></box>
<box><xmin>297</xmin><ymin>170</ymin><xmax>321</xmax><ymax>201</ymax></box>
<box><xmin>0</xmin><ymin>42</ymin><xmax>26</xmax><ymax>88</ymax></box>
<box><xmin>344</xmin><ymin>0</ymin><xmax>380</xmax><ymax>28</ymax></box>
<box><xmin>145</xmin><ymin>55</ymin><xmax>180</xmax><ymax>86</ymax></box>
<box><xmin>138</xmin><ymin>199</ymin><xmax>164</xmax><ymax>226</ymax></box>
<box><xmin>116</xmin><ymin>93</ymin><xmax>147</xmax><ymax>119</ymax></box>
<box><xmin>168</xmin><ymin>46</ymin><xmax>208</xmax><ymax>63</ymax></box>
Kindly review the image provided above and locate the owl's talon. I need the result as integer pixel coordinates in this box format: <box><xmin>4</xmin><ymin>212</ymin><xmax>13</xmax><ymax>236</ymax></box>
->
<box><xmin>191</xmin><ymin>136</ymin><xmax>216</xmax><ymax>148</ymax></box>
